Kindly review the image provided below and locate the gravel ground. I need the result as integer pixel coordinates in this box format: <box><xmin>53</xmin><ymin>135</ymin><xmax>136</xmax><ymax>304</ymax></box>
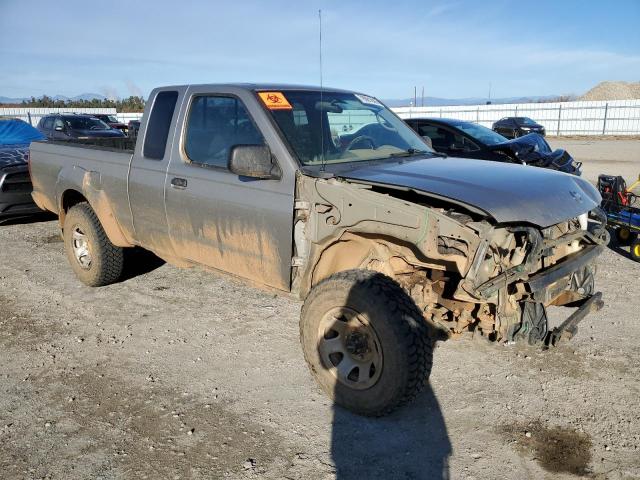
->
<box><xmin>1</xmin><ymin>140</ymin><xmax>640</xmax><ymax>480</ymax></box>
<box><xmin>547</xmin><ymin>138</ymin><xmax>639</xmax><ymax>185</ymax></box>
<box><xmin>579</xmin><ymin>81</ymin><xmax>640</xmax><ymax>101</ymax></box>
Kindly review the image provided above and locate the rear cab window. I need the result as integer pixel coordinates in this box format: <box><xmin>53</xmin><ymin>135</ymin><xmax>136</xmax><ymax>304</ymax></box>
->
<box><xmin>183</xmin><ymin>95</ymin><xmax>265</xmax><ymax>169</ymax></box>
<box><xmin>143</xmin><ymin>91</ymin><xmax>179</xmax><ymax>160</ymax></box>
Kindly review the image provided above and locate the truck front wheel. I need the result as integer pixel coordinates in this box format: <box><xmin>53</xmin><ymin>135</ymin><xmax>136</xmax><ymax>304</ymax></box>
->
<box><xmin>300</xmin><ymin>269</ymin><xmax>434</xmax><ymax>416</ymax></box>
<box><xmin>63</xmin><ymin>202</ymin><xmax>124</xmax><ymax>286</ymax></box>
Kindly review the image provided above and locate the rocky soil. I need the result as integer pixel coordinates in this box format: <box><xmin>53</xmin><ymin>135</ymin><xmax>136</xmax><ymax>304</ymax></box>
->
<box><xmin>1</xmin><ymin>139</ymin><xmax>639</xmax><ymax>479</ymax></box>
<box><xmin>580</xmin><ymin>81</ymin><xmax>640</xmax><ymax>101</ymax></box>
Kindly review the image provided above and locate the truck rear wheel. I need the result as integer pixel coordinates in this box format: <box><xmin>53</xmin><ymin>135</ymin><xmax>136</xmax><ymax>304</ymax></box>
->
<box><xmin>300</xmin><ymin>269</ymin><xmax>434</xmax><ymax>417</ymax></box>
<box><xmin>63</xmin><ymin>202</ymin><xmax>124</xmax><ymax>286</ymax></box>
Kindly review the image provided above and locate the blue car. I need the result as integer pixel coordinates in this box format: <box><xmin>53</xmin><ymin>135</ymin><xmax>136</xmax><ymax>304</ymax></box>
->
<box><xmin>0</xmin><ymin>118</ymin><xmax>46</xmax><ymax>218</ymax></box>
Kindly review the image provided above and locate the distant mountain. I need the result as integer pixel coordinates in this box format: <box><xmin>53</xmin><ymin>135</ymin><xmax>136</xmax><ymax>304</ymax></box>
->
<box><xmin>72</xmin><ymin>93</ymin><xmax>106</xmax><ymax>101</ymax></box>
<box><xmin>382</xmin><ymin>94</ymin><xmax>570</xmax><ymax>107</ymax></box>
<box><xmin>0</xmin><ymin>96</ymin><xmax>28</xmax><ymax>104</ymax></box>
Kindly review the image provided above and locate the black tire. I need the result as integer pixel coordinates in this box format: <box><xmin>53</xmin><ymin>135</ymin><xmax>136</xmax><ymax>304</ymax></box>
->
<box><xmin>63</xmin><ymin>202</ymin><xmax>124</xmax><ymax>286</ymax></box>
<box><xmin>300</xmin><ymin>269</ymin><xmax>434</xmax><ymax>417</ymax></box>
<box><xmin>615</xmin><ymin>227</ymin><xmax>633</xmax><ymax>246</ymax></box>
<box><xmin>631</xmin><ymin>237</ymin><xmax>640</xmax><ymax>263</ymax></box>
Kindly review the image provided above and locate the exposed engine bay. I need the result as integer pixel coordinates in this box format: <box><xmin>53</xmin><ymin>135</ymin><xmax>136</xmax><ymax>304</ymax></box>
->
<box><xmin>293</xmin><ymin>174</ymin><xmax>608</xmax><ymax>346</ymax></box>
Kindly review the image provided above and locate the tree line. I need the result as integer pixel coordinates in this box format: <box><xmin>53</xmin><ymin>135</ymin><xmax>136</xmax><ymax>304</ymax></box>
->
<box><xmin>0</xmin><ymin>96</ymin><xmax>145</xmax><ymax>112</ymax></box>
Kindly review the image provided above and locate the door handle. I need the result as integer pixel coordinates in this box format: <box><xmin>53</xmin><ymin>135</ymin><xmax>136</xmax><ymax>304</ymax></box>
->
<box><xmin>170</xmin><ymin>177</ymin><xmax>188</xmax><ymax>189</ymax></box>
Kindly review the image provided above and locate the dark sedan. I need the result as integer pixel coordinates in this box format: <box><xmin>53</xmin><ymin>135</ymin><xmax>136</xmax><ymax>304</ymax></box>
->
<box><xmin>89</xmin><ymin>113</ymin><xmax>129</xmax><ymax>134</ymax></box>
<box><xmin>405</xmin><ymin>117</ymin><xmax>580</xmax><ymax>175</ymax></box>
<box><xmin>492</xmin><ymin>116</ymin><xmax>545</xmax><ymax>138</ymax></box>
<box><xmin>37</xmin><ymin>114</ymin><xmax>126</xmax><ymax>141</ymax></box>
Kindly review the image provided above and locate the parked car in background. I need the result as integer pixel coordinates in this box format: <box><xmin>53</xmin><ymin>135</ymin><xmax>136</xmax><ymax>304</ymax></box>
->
<box><xmin>127</xmin><ymin>119</ymin><xmax>141</xmax><ymax>138</ymax></box>
<box><xmin>37</xmin><ymin>114</ymin><xmax>126</xmax><ymax>141</ymax></box>
<box><xmin>405</xmin><ymin>118</ymin><xmax>580</xmax><ymax>174</ymax></box>
<box><xmin>89</xmin><ymin>113</ymin><xmax>128</xmax><ymax>134</ymax></box>
<box><xmin>492</xmin><ymin>116</ymin><xmax>545</xmax><ymax>138</ymax></box>
<box><xmin>0</xmin><ymin>118</ymin><xmax>45</xmax><ymax>218</ymax></box>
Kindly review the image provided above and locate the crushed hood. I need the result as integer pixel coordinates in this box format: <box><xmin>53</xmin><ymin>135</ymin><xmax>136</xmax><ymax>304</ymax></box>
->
<box><xmin>488</xmin><ymin>133</ymin><xmax>579</xmax><ymax>175</ymax></box>
<box><xmin>338</xmin><ymin>156</ymin><xmax>600</xmax><ymax>228</ymax></box>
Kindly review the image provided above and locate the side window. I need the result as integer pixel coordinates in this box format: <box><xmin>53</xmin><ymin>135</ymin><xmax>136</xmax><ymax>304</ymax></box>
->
<box><xmin>461</xmin><ymin>136</ymin><xmax>479</xmax><ymax>151</ymax></box>
<box><xmin>417</xmin><ymin>124</ymin><xmax>440</xmax><ymax>139</ymax></box>
<box><xmin>418</xmin><ymin>124</ymin><xmax>450</xmax><ymax>149</ymax></box>
<box><xmin>184</xmin><ymin>96</ymin><xmax>264</xmax><ymax>168</ymax></box>
<box><xmin>42</xmin><ymin>117</ymin><xmax>53</xmax><ymax>130</ymax></box>
<box><xmin>143</xmin><ymin>90</ymin><xmax>178</xmax><ymax>160</ymax></box>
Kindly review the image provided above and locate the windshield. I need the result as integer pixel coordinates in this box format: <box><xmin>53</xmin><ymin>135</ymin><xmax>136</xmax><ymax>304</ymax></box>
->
<box><xmin>106</xmin><ymin>115</ymin><xmax>118</xmax><ymax>123</ymax></box>
<box><xmin>63</xmin><ymin>117</ymin><xmax>111</xmax><ymax>130</ymax></box>
<box><xmin>260</xmin><ymin>90</ymin><xmax>432</xmax><ymax>165</ymax></box>
<box><xmin>452</xmin><ymin>121</ymin><xmax>507</xmax><ymax>146</ymax></box>
<box><xmin>515</xmin><ymin>117</ymin><xmax>537</xmax><ymax>126</ymax></box>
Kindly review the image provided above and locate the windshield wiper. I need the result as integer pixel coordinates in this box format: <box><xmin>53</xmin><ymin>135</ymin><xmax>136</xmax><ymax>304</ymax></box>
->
<box><xmin>387</xmin><ymin>148</ymin><xmax>430</xmax><ymax>158</ymax></box>
<box><xmin>388</xmin><ymin>148</ymin><xmax>447</xmax><ymax>159</ymax></box>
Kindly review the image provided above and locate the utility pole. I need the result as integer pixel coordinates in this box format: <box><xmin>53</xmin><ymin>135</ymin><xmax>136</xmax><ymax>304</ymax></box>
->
<box><xmin>414</xmin><ymin>86</ymin><xmax>417</xmax><ymax>108</ymax></box>
<box><xmin>421</xmin><ymin>86</ymin><xmax>424</xmax><ymax>107</ymax></box>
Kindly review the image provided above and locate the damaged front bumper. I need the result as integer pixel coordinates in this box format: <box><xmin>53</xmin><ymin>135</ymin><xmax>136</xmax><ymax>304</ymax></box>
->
<box><xmin>459</xmin><ymin>209</ymin><xmax>608</xmax><ymax>344</ymax></box>
<box><xmin>545</xmin><ymin>292</ymin><xmax>604</xmax><ymax>346</ymax></box>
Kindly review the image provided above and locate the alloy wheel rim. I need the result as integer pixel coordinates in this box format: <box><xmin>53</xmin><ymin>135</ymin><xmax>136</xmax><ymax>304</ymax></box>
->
<box><xmin>317</xmin><ymin>306</ymin><xmax>383</xmax><ymax>390</ymax></box>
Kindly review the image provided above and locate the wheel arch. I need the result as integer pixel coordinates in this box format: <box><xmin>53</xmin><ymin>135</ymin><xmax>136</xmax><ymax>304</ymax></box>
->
<box><xmin>299</xmin><ymin>231</ymin><xmax>446</xmax><ymax>298</ymax></box>
<box><xmin>58</xmin><ymin>188</ymin><xmax>132</xmax><ymax>248</ymax></box>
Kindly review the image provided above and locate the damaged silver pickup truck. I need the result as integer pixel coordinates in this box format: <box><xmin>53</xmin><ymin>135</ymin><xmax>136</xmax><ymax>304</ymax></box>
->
<box><xmin>29</xmin><ymin>84</ymin><xmax>608</xmax><ymax>416</ymax></box>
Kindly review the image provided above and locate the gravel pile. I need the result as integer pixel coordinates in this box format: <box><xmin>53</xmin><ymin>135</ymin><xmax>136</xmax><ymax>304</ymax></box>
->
<box><xmin>580</xmin><ymin>81</ymin><xmax>640</xmax><ymax>101</ymax></box>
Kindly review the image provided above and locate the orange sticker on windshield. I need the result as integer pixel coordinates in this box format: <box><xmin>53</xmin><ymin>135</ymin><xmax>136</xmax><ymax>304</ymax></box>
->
<box><xmin>258</xmin><ymin>91</ymin><xmax>292</xmax><ymax>110</ymax></box>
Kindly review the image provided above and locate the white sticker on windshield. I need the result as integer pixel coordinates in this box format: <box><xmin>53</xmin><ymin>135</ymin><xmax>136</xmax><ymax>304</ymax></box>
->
<box><xmin>355</xmin><ymin>94</ymin><xmax>383</xmax><ymax>107</ymax></box>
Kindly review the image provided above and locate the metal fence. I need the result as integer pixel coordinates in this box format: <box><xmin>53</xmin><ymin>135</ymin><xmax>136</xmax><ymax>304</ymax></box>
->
<box><xmin>3</xmin><ymin>98</ymin><xmax>640</xmax><ymax>136</ymax></box>
<box><xmin>393</xmin><ymin>99</ymin><xmax>640</xmax><ymax>136</ymax></box>
<box><xmin>0</xmin><ymin>107</ymin><xmax>120</xmax><ymax>128</ymax></box>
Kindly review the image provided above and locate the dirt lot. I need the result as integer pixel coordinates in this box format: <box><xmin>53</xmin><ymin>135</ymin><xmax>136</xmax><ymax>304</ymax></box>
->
<box><xmin>1</xmin><ymin>139</ymin><xmax>639</xmax><ymax>480</ymax></box>
<box><xmin>547</xmin><ymin>138</ymin><xmax>639</xmax><ymax>185</ymax></box>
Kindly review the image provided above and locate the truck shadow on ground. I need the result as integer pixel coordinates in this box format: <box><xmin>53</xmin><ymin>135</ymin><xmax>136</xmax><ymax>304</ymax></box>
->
<box><xmin>331</xmin><ymin>387</ymin><xmax>451</xmax><ymax>479</ymax></box>
<box><xmin>120</xmin><ymin>247</ymin><xmax>166</xmax><ymax>281</ymax></box>
<box><xmin>0</xmin><ymin>212</ymin><xmax>56</xmax><ymax>226</ymax></box>
<box><xmin>329</xmin><ymin>273</ymin><xmax>451</xmax><ymax>480</ymax></box>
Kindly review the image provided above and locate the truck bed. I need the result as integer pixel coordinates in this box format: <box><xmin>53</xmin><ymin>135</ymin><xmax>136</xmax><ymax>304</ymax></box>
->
<box><xmin>29</xmin><ymin>140</ymin><xmax>135</xmax><ymax>238</ymax></box>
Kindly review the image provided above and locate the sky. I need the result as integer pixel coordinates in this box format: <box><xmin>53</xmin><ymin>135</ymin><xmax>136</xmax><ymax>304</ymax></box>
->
<box><xmin>1</xmin><ymin>0</ymin><xmax>639</xmax><ymax>100</ymax></box>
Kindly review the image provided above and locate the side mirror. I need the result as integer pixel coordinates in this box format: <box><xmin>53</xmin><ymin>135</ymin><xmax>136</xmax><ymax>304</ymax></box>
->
<box><xmin>228</xmin><ymin>145</ymin><xmax>280</xmax><ymax>179</ymax></box>
<box><xmin>54</xmin><ymin>125</ymin><xmax>64</xmax><ymax>132</ymax></box>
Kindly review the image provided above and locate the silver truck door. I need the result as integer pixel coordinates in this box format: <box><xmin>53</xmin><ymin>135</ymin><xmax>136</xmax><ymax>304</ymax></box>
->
<box><xmin>164</xmin><ymin>86</ymin><xmax>295</xmax><ymax>291</ymax></box>
<box><xmin>128</xmin><ymin>88</ymin><xmax>185</xmax><ymax>258</ymax></box>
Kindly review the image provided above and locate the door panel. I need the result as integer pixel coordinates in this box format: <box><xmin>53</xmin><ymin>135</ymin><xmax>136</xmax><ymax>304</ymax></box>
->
<box><xmin>164</xmin><ymin>88</ymin><xmax>294</xmax><ymax>291</ymax></box>
<box><xmin>129</xmin><ymin>88</ymin><xmax>185</xmax><ymax>258</ymax></box>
